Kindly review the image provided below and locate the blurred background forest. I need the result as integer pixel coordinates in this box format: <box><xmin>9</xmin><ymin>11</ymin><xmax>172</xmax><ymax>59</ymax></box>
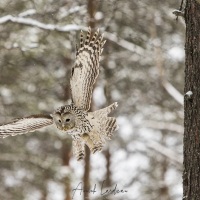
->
<box><xmin>0</xmin><ymin>0</ymin><xmax>185</xmax><ymax>200</ymax></box>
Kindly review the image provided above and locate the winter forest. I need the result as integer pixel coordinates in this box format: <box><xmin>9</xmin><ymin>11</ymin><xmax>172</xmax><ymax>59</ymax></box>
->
<box><xmin>0</xmin><ymin>0</ymin><xmax>197</xmax><ymax>200</ymax></box>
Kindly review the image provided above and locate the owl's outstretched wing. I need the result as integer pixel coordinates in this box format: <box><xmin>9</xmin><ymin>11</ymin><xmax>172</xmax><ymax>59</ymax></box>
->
<box><xmin>72</xmin><ymin>137</ymin><xmax>85</xmax><ymax>161</ymax></box>
<box><xmin>70</xmin><ymin>27</ymin><xmax>106</xmax><ymax>111</ymax></box>
<box><xmin>0</xmin><ymin>114</ymin><xmax>53</xmax><ymax>138</ymax></box>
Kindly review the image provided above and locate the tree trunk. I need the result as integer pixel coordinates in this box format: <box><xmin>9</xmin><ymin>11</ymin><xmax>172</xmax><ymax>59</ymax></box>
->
<box><xmin>104</xmin><ymin>149</ymin><xmax>111</xmax><ymax>187</ymax></box>
<box><xmin>83</xmin><ymin>1</ymin><xmax>97</xmax><ymax>200</ymax></box>
<box><xmin>183</xmin><ymin>0</ymin><xmax>200</xmax><ymax>199</ymax></box>
<box><xmin>62</xmin><ymin>139</ymin><xmax>72</xmax><ymax>200</ymax></box>
<box><xmin>103</xmin><ymin>49</ymin><xmax>113</xmax><ymax>189</ymax></box>
<box><xmin>62</xmin><ymin>69</ymin><xmax>73</xmax><ymax>200</ymax></box>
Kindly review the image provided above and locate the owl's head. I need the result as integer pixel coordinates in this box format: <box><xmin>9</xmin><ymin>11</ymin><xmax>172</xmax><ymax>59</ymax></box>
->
<box><xmin>52</xmin><ymin>112</ymin><xmax>75</xmax><ymax>131</ymax></box>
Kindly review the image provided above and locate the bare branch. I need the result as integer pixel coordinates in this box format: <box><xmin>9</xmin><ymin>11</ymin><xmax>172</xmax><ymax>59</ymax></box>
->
<box><xmin>104</xmin><ymin>31</ymin><xmax>146</xmax><ymax>55</ymax></box>
<box><xmin>147</xmin><ymin>140</ymin><xmax>183</xmax><ymax>167</ymax></box>
<box><xmin>58</xmin><ymin>5</ymin><xmax>86</xmax><ymax>19</ymax></box>
<box><xmin>150</xmin><ymin>16</ymin><xmax>184</xmax><ymax>106</ymax></box>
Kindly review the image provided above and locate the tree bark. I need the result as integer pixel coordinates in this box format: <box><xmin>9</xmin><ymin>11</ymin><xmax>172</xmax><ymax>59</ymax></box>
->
<box><xmin>103</xmin><ymin>49</ymin><xmax>113</xmax><ymax>189</ymax></box>
<box><xmin>62</xmin><ymin>139</ymin><xmax>72</xmax><ymax>200</ymax></box>
<box><xmin>83</xmin><ymin>1</ymin><xmax>98</xmax><ymax>200</ymax></box>
<box><xmin>104</xmin><ymin>149</ymin><xmax>111</xmax><ymax>187</ymax></box>
<box><xmin>183</xmin><ymin>0</ymin><xmax>200</xmax><ymax>199</ymax></box>
<box><xmin>62</xmin><ymin>69</ymin><xmax>73</xmax><ymax>200</ymax></box>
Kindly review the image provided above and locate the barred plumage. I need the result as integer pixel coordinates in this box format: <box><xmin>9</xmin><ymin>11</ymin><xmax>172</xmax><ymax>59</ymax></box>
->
<box><xmin>0</xmin><ymin>115</ymin><xmax>53</xmax><ymax>138</ymax></box>
<box><xmin>70</xmin><ymin>27</ymin><xmax>106</xmax><ymax>111</ymax></box>
<box><xmin>0</xmin><ymin>27</ymin><xmax>118</xmax><ymax>161</ymax></box>
<box><xmin>72</xmin><ymin>137</ymin><xmax>85</xmax><ymax>161</ymax></box>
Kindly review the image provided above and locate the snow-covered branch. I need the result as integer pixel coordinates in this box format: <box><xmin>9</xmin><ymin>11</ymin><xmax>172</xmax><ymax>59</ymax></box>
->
<box><xmin>144</xmin><ymin>120</ymin><xmax>183</xmax><ymax>134</ymax></box>
<box><xmin>0</xmin><ymin>13</ymin><xmax>148</xmax><ymax>56</ymax></box>
<box><xmin>162</xmin><ymin>80</ymin><xmax>184</xmax><ymax>106</ymax></box>
<box><xmin>0</xmin><ymin>15</ymin><xmax>83</xmax><ymax>32</ymax></box>
<box><xmin>18</xmin><ymin>9</ymin><xmax>36</xmax><ymax>17</ymax></box>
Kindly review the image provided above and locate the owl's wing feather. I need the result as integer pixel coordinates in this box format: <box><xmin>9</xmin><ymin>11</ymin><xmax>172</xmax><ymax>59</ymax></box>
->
<box><xmin>70</xmin><ymin>27</ymin><xmax>106</xmax><ymax>111</ymax></box>
<box><xmin>0</xmin><ymin>114</ymin><xmax>53</xmax><ymax>138</ymax></box>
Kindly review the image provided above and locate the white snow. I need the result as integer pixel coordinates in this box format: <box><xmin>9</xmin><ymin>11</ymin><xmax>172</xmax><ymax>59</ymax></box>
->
<box><xmin>47</xmin><ymin>181</ymin><xmax>65</xmax><ymax>200</ymax></box>
<box><xmin>168</xmin><ymin>46</ymin><xmax>185</xmax><ymax>61</ymax></box>
<box><xmin>185</xmin><ymin>91</ymin><xmax>193</xmax><ymax>97</ymax></box>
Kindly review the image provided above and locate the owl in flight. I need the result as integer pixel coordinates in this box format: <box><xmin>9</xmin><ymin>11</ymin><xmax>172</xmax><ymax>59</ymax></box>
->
<box><xmin>0</xmin><ymin>27</ymin><xmax>118</xmax><ymax>160</ymax></box>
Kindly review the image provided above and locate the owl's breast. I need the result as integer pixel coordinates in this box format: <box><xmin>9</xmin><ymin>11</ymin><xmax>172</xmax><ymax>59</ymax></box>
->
<box><xmin>65</xmin><ymin>128</ymin><xmax>82</xmax><ymax>136</ymax></box>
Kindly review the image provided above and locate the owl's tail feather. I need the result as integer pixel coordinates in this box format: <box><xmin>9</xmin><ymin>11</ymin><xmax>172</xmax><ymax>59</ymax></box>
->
<box><xmin>86</xmin><ymin>102</ymin><xmax>118</xmax><ymax>153</ymax></box>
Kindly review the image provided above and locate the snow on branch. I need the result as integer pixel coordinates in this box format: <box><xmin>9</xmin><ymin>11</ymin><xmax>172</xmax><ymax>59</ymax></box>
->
<box><xmin>18</xmin><ymin>9</ymin><xmax>36</xmax><ymax>17</ymax></box>
<box><xmin>0</xmin><ymin>11</ymin><xmax>147</xmax><ymax>55</ymax></box>
<box><xmin>58</xmin><ymin>5</ymin><xmax>86</xmax><ymax>19</ymax></box>
<box><xmin>162</xmin><ymin>80</ymin><xmax>183</xmax><ymax>106</ymax></box>
<box><xmin>144</xmin><ymin>120</ymin><xmax>183</xmax><ymax>134</ymax></box>
<box><xmin>172</xmin><ymin>10</ymin><xmax>184</xmax><ymax>18</ymax></box>
<box><xmin>0</xmin><ymin>15</ymin><xmax>83</xmax><ymax>32</ymax></box>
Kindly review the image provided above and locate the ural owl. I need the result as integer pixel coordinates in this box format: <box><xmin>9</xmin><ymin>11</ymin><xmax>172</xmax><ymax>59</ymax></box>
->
<box><xmin>0</xmin><ymin>27</ymin><xmax>118</xmax><ymax>160</ymax></box>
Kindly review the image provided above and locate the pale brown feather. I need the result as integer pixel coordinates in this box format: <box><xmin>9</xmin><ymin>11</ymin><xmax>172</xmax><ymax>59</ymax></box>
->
<box><xmin>0</xmin><ymin>114</ymin><xmax>53</xmax><ymax>138</ymax></box>
<box><xmin>70</xmin><ymin>27</ymin><xmax>106</xmax><ymax>111</ymax></box>
<box><xmin>84</xmin><ymin>102</ymin><xmax>118</xmax><ymax>153</ymax></box>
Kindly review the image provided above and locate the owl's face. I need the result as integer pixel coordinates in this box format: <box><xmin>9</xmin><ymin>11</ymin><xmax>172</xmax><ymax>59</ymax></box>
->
<box><xmin>52</xmin><ymin>112</ymin><xmax>75</xmax><ymax>131</ymax></box>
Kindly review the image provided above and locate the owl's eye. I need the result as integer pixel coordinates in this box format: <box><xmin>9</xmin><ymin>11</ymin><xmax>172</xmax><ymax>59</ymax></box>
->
<box><xmin>58</xmin><ymin>119</ymin><xmax>61</xmax><ymax>123</ymax></box>
<box><xmin>65</xmin><ymin>119</ymin><xmax>70</xmax><ymax>122</ymax></box>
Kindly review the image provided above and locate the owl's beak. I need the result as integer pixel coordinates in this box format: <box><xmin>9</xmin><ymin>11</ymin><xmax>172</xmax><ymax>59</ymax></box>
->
<box><xmin>62</xmin><ymin>124</ymin><xmax>69</xmax><ymax>131</ymax></box>
<box><xmin>62</xmin><ymin>124</ymin><xmax>65</xmax><ymax>129</ymax></box>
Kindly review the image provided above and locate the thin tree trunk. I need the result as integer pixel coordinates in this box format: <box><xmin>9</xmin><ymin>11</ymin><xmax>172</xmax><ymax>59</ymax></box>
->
<box><xmin>83</xmin><ymin>146</ymin><xmax>90</xmax><ymax>200</ymax></box>
<box><xmin>183</xmin><ymin>0</ymin><xmax>200</xmax><ymax>199</ymax></box>
<box><xmin>87</xmin><ymin>0</ymin><xmax>96</xmax><ymax>29</ymax></box>
<box><xmin>83</xmin><ymin>1</ymin><xmax>97</xmax><ymax>200</ymax></box>
<box><xmin>103</xmin><ymin>48</ymin><xmax>113</xmax><ymax>189</ymax></box>
<box><xmin>62</xmin><ymin>68</ymin><xmax>72</xmax><ymax>200</ymax></box>
<box><xmin>62</xmin><ymin>139</ymin><xmax>72</xmax><ymax>200</ymax></box>
<box><xmin>104</xmin><ymin>149</ymin><xmax>111</xmax><ymax>187</ymax></box>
